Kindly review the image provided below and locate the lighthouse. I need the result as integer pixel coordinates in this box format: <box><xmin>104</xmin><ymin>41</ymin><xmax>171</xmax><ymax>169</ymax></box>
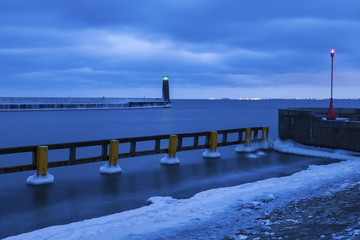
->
<box><xmin>162</xmin><ymin>76</ymin><xmax>170</xmax><ymax>103</ymax></box>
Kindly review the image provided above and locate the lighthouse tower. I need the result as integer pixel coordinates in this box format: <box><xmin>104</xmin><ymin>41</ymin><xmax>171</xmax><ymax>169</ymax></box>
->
<box><xmin>162</xmin><ymin>76</ymin><xmax>170</xmax><ymax>103</ymax></box>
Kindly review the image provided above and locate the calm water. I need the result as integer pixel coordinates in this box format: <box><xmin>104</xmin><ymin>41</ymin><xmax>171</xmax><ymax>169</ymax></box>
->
<box><xmin>0</xmin><ymin>99</ymin><xmax>358</xmax><ymax>238</ymax></box>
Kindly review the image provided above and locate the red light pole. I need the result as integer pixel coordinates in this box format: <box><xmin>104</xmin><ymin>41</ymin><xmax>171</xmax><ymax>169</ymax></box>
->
<box><xmin>326</xmin><ymin>49</ymin><xmax>336</xmax><ymax>120</ymax></box>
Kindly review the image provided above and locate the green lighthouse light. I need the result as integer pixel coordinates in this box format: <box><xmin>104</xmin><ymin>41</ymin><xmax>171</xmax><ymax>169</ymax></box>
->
<box><xmin>163</xmin><ymin>76</ymin><xmax>169</xmax><ymax>81</ymax></box>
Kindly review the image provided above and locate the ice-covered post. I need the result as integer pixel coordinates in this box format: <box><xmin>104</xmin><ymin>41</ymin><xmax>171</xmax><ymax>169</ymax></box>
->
<box><xmin>262</xmin><ymin>127</ymin><xmax>269</xmax><ymax>141</ymax></box>
<box><xmin>202</xmin><ymin>131</ymin><xmax>221</xmax><ymax>158</ymax></box>
<box><xmin>100</xmin><ymin>140</ymin><xmax>122</xmax><ymax>174</ymax></box>
<box><xmin>26</xmin><ymin>146</ymin><xmax>54</xmax><ymax>185</ymax></box>
<box><xmin>161</xmin><ymin>135</ymin><xmax>180</xmax><ymax>164</ymax></box>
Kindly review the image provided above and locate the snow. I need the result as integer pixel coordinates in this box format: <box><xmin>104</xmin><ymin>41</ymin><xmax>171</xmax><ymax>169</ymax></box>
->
<box><xmin>273</xmin><ymin>138</ymin><xmax>360</xmax><ymax>161</ymax></box>
<box><xmin>99</xmin><ymin>163</ymin><xmax>122</xmax><ymax>174</ymax></box>
<box><xmin>26</xmin><ymin>173</ymin><xmax>54</xmax><ymax>185</ymax></box>
<box><xmin>202</xmin><ymin>149</ymin><xmax>221</xmax><ymax>158</ymax></box>
<box><xmin>160</xmin><ymin>155</ymin><xmax>180</xmax><ymax>164</ymax></box>
<box><xmin>8</xmin><ymin>142</ymin><xmax>360</xmax><ymax>240</ymax></box>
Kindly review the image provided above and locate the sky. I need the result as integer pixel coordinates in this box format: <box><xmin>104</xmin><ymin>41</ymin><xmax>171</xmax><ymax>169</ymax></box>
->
<box><xmin>1</xmin><ymin>0</ymin><xmax>360</xmax><ymax>99</ymax></box>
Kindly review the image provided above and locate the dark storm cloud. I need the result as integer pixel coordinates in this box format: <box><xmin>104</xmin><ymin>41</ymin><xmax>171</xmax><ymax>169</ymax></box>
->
<box><xmin>1</xmin><ymin>0</ymin><xmax>360</xmax><ymax>96</ymax></box>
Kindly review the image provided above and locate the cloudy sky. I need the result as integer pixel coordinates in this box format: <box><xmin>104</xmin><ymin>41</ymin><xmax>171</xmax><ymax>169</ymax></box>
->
<box><xmin>1</xmin><ymin>0</ymin><xmax>359</xmax><ymax>99</ymax></box>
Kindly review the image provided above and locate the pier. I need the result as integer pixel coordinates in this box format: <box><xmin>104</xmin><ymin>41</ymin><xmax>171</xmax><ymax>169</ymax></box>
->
<box><xmin>0</xmin><ymin>76</ymin><xmax>171</xmax><ymax>111</ymax></box>
<box><xmin>279</xmin><ymin>108</ymin><xmax>360</xmax><ymax>151</ymax></box>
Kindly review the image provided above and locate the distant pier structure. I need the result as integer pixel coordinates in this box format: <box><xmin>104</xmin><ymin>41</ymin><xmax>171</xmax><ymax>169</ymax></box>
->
<box><xmin>0</xmin><ymin>77</ymin><xmax>171</xmax><ymax>111</ymax></box>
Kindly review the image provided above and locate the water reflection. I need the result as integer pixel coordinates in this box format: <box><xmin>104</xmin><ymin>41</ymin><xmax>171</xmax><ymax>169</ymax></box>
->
<box><xmin>100</xmin><ymin>174</ymin><xmax>121</xmax><ymax>195</ymax></box>
<box><xmin>161</xmin><ymin>164</ymin><xmax>181</xmax><ymax>185</ymax></box>
<box><xmin>29</xmin><ymin>184</ymin><xmax>51</xmax><ymax>208</ymax></box>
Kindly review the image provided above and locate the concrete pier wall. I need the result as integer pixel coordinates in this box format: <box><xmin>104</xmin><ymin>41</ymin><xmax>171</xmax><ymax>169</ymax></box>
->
<box><xmin>279</xmin><ymin>108</ymin><xmax>360</xmax><ymax>151</ymax></box>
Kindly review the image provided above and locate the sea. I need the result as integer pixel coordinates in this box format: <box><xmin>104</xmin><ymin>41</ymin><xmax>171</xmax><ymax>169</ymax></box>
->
<box><xmin>0</xmin><ymin>99</ymin><xmax>359</xmax><ymax>238</ymax></box>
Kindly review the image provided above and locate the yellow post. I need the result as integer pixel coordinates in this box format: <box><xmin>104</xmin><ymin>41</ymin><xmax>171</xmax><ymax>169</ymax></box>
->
<box><xmin>245</xmin><ymin>128</ymin><xmax>252</xmax><ymax>145</ymax></box>
<box><xmin>168</xmin><ymin>135</ymin><xmax>177</xmax><ymax>157</ymax></box>
<box><xmin>37</xmin><ymin>146</ymin><xmax>48</xmax><ymax>175</ymax></box>
<box><xmin>109</xmin><ymin>140</ymin><xmax>119</xmax><ymax>166</ymax></box>
<box><xmin>209</xmin><ymin>131</ymin><xmax>218</xmax><ymax>151</ymax></box>
<box><xmin>262</xmin><ymin>127</ymin><xmax>269</xmax><ymax>141</ymax></box>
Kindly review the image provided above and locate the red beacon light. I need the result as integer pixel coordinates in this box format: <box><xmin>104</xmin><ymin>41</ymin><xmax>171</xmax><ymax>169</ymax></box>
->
<box><xmin>330</xmin><ymin>49</ymin><xmax>335</xmax><ymax>57</ymax></box>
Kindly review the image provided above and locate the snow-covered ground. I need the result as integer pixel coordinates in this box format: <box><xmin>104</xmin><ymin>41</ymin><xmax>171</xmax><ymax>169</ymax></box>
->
<box><xmin>6</xmin><ymin>139</ymin><xmax>360</xmax><ymax>240</ymax></box>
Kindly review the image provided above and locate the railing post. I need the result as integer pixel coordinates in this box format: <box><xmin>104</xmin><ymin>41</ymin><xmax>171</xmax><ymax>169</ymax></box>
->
<box><xmin>210</xmin><ymin>131</ymin><xmax>218</xmax><ymax>151</ymax></box>
<box><xmin>130</xmin><ymin>141</ymin><xmax>136</xmax><ymax>156</ymax></box>
<box><xmin>203</xmin><ymin>131</ymin><xmax>221</xmax><ymax>158</ymax></box>
<box><xmin>177</xmin><ymin>136</ymin><xmax>183</xmax><ymax>151</ymax></box>
<box><xmin>193</xmin><ymin>135</ymin><xmax>199</xmax><ymax>149</ymax></box>
<box><xmin>259</xmin><ymin>127</ymin><xmax>271</xmax><ymax>149</ymax></box>
<box><xmin>69</xmin><ymin>145</ymin><xmax>76</xmax><ymax>165</ymax></box>
<box><xmin>222</xmin><ymin>132</ymin><xmax>227</xmax><ymax>145</ymax></box>
<box><xmin>238</xmin><ymin>130</ymin><xmax>243</xmax><ymax>143</ymax></box>
<box><xmin>37</xmin><ymin>146</ymin><xmax>48</xmax><ymax>175</ymax></box>
<box><xmin>262</xmin><ymin>127</ymin><xmax>269</xmax><ymax>141</ymax></box>
<box><xmin>155</xmin><ymin>139</ymin><xmax>161</xmax><ymax>153</ymax></box>
<box><xmin>205</xmin><ymin>134</ymin><xmax>210</xmax><ymax>146</ymax></box>
<box><xmin>26</xmin><ymin>146</ymin><xmax>54</xmax><ymax>185</ymax></box>
<box><xmin>100</xmin><ymin>140</ymin><xmax>122</xmax><ymax>174</ymax></box>
<box><xmin>253</xmin><ymin>130</ymin><xmax>258</xmax><ymax>140</ymax></box>
<box><xmin>109</xmin><ymin>140</ymin><xmax>119</xmax><ymax>166</ymax></box>
<box><xmin>32</xmin><ymin>148</ymin><xmax>37</xmax><ymax>169</ymax></box>
<box><xmin>101</xmin><ymin>143</ymin><xmax>108</xmax><ymax>161</ymax></box>
<box><xmin>160</xmin><ymin>135</ymin><xmax>180</xmax><ymax>164</ymax></box>
<box><xmin>169</xmin><ymin>135</ymin><xmax>177</xmax><ymax>158</ymax></box>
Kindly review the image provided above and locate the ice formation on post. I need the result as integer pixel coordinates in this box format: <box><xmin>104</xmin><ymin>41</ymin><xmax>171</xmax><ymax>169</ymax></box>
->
<box><xmin>160</xmin><ymin>155</ymin><xmax>180</xmax><ymax>164</ymax></box>
<box><xmin>99</xmin><ymin>163</ymin><xmax>122</xmax><ymax>174</ymax></box>
<box><xmin>202</xmin><ymin>149</ymin><xmax>221</xmax><ymax>158</ymax></box>
<box><xmin>235</xmin><ymin>142</ymin><xmax>260</xmax><ymax>153</ymax></box>
<box><xmin>273</xmin><ymin>138</ymin><xmax>360</xmax><ymax>160</ymax></box>
<box><xmin>161</xmin><ymin>134</ymin><xmax>179</xmax><ymax>164</ymax></box>
<box><xmin>235</xmin><ymin>138</ymin><xmax>273</xmax><ymax>153</ymax></box>
<box><xmin>26</xmin><ymin>173</ymin><xmax>54</xmax><ymax>185</ymax></box>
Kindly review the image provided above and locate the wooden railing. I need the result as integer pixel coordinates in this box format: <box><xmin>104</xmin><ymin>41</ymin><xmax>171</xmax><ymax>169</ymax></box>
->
<box><xmin>0</xmin><ymin>127</ymin><xmax>266</xmax><ymax>174</ymax></box>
